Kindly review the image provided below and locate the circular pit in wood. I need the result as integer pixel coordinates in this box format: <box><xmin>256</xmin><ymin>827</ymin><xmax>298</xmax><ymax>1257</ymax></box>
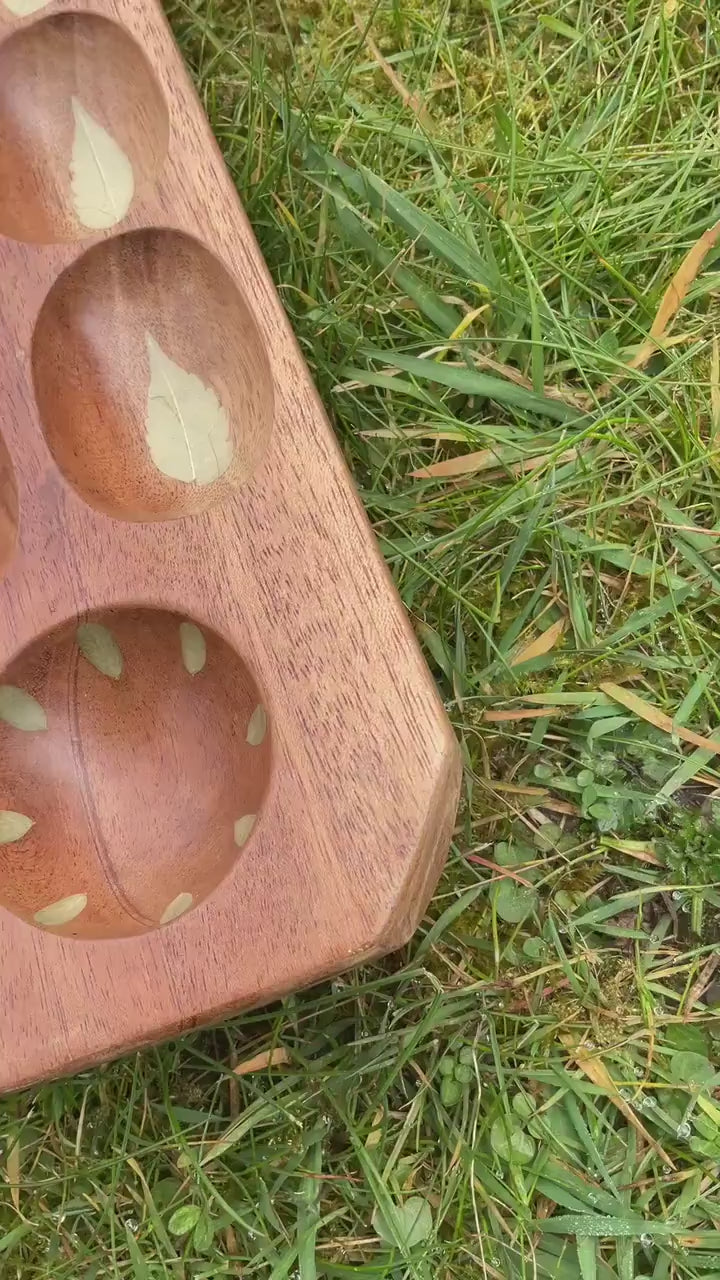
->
<box><xmin>0</xmin><ymin>12</ymin><xmax>168</xmax><ymax>243</ymax></box>
<box><xmin>32</xmin><ymin>228</ymin><xmax>274</xmax><ymax>520</ymax></box>
<box><xmin>0</xmin><ymin>607</ymin><xmax>272</xmax><ymax>939</ymax></box>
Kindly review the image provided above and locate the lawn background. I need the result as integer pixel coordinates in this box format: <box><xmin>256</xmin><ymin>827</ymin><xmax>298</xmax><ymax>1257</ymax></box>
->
<box><xmin>3</xmin><ymin>2</ymin><xmax>720</xmax><ymax>1276</ymax></box>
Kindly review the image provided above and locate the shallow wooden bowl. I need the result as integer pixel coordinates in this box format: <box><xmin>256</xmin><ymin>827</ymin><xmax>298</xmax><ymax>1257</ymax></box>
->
<box><xmin>0</xmin><ymin>607</ymin><xmax>272</xmax><ymax>939</ymax></box>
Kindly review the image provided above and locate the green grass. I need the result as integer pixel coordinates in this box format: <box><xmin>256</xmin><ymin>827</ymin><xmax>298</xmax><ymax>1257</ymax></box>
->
<box><xmin>4</xmin><ymin>0</ymin><xmax>720</xmax><ymax>1275</ymax></box>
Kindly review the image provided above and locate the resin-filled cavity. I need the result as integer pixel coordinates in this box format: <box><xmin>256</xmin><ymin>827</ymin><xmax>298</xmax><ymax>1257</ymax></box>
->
<box><xmin>0</xmin><ymin>12</ymin><xmax>168</xmax><ymax>242</ymax></box>
<box><xmin>32</xmin><ymin>229</ymin><xmax>274</xmax><ymax>519</ymax></box>
<box><xmin>0</xmin><ymin>607</ymin><xmax>272</xmax><ymax>939</ymax></box>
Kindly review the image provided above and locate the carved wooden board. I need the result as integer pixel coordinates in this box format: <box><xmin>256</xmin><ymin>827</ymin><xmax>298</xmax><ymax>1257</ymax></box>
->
<box><xmin>0</xmin><ymin>0</ymin><xmax>460</xmax><ymax>1092</ymax></box>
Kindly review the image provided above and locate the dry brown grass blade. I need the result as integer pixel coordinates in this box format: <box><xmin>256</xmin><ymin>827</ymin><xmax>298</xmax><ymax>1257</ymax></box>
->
<box><xmin>628</xmin><ymin>218</ymin><xmax>720</xmax><ymax>372</ymax></box>
<box><xmin>511</xmin><ymin>618</ymin><xmax>565</xmax><ymax>667</ymax></box>
<box><xmin>411</xmin><ymin>447</ymin><xmax>497</xmax><ymax>479</ymax></box>
<box><xmin>600</xmin><ymin>681</ymin><xmax>720</xmax><ymax>752</ymax></box>
<box><xmin>233</xmin><ymin>1047</ymin><xmax>290</xmax><ymax>1076</ymax></box>
<box><xmin>353</xmin><ymin>13</ymin><xmax>431</xmax><ymax>128</ymax></box>
<box><xmin>681</xmin><ymin>954</ymin><xmax>720</xmax><ymax>1021</ymax></box>
<box><xmin>411</xmin><ymin>446</ymin><xmax>578</xmax><ymax>481</ymax></box>
<box><xmin>602</xmin><ymin>838</ymin><xmax>662</xmax><ymax>867</ymax></box>
<box><xmin>543</xmin><ymin>799</ymin><xmax>581</xmax><ymax>816</ymax></box>
<box><xmin>465</xmin><ymin>853</ymin><xmax>534</xmax><ymax>887</ymax></box>
<box><xmin>560</xmin><ymin>1036</ymin><xmax>676</xmax><ymax>1168</ymax></box>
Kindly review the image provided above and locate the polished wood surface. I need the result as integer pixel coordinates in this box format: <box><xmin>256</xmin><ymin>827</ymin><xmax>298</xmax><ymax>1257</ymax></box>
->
<box><xmin>0</xmin><ymin>0</ymin><xmax>460</xmax><ymax>1092</ymax></box>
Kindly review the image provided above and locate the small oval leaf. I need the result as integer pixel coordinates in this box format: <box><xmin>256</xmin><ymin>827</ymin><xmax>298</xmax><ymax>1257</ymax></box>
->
<box><xmin>0</xmin><ymin>811</ymin><xmax>33</xmax><ymax>844</ymax></box>
<box><xmin>168</xmin><ymin>1204</ymin><xmax>202</xmax><ymax>1237</ymax></box>
<box><xmin>246</xmin><ymin>705</ymin><xmax>267</xmax><ymax>746</ymax></box>
<box><xmin>0</xmin><ymin>686</ymin><xmax>47</xmax><ymax>731</ymax></box>
<box><xmin>180</xmin><ymin>622</ymin><xmax>207</xmax><ymax>675</ymax></box>
<box><xmin>160</xmin><ymin>892</ymin><xmax>193</xmax><ymax>925</ymax></box>
<box><xmin>76</xmin><ymin>623</ymin><xmax>123</xmax><ymax>679</ymax></box>
<box><xmin>234</xmin><ymin>814</ymin><xmax>256</xmax><ymax>848</ymax></box>
<box><xmin>34</xmin><ymin>894</ymin><xmax>87</xmax><ymax>928</ymax></box>
<box><xmin>70</xmin><ymin>97</ymin><xmax>134</xmax><ymax>231</ymax></box>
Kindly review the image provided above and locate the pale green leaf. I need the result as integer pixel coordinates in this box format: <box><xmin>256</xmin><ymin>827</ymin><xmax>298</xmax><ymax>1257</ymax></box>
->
<box><xmin>246</xmin><ymin>705</ymin><xmax>267</xmax><ymax>746</ymax></box>
<box><xmin>34</xmin><ymin>894</ymin><xmax>87</xmax><ymax>927</ymax></box>
<box><xmin>234</xmin><ymin>814</ymin><xmax>256</xmax><ymax>847</ymax></box>
<box><xmin>0</xmin><ymin>686</ymin><xmax>47</xmax><ymax>731</ymax></box>
<box><xmin>160</xmin><ymin>893</ymin><xmax>193</xmax><ymax>925</ymax></box>
<box><xmin>0</xmin><ymin>811</ymin><xmax>33</xmax><ymax>844</ymax></box>
<box><xmin>70</xmin><ymin>97</ymin><xmax>134</xmax><ymax>230</ymax></box>
<box><xmin>146</xmin><ymin>334</ymin><xmax>232</xmax><ymax>485</ymax></box>
<box><xmin>180</xmin><ymin>622</ymin><xmax>206</xmax><ymax>675</ymax></box>
<box><xmin>372</xmin><ymin>1195</ymin><xmax>434</xmax><ymax>1249</ymax></box>
<box><xmin>2</xmin><ymin>0</ymin><xmax>50</xmax><ymax>12</ymax></box>
<box><xmin>77</xmin><ymin>623</ymin><xmax>123</xmax><ymax>679</ymax></box>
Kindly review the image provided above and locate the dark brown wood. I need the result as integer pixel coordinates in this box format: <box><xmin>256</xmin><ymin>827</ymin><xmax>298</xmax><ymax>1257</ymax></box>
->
<box><xmin>0</xmin><ymin>0</ymin><xmax>461</xmax><ymax>1093</ymax></box>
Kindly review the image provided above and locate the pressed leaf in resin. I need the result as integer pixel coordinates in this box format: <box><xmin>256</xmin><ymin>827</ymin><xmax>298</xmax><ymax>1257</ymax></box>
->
<box><xmin>180</xmin><ymin>622</ymin><xmax>207</xmax><ymax>675</ymax></box>
<box><xmin>145</xmin><ymin>334</ymin><xmax>232</xmax><ymax>485</ymax></box>
<box><xmin>0</xmin><ymin>687</ymin><xmax>47</xmax><ymax>731</ymax></box>
<box><xmin>70</xmin><ymin>98</ymin><xmax>134</xmax><ymax>231</ymax></box>
<box><xmin>77</xmin><ymin>623</ymin><xmax>123</xmax><ymax>679</ymax></box>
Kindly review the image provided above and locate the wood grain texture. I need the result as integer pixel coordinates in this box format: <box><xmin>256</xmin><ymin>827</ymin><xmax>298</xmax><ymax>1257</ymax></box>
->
<box><xmin>0</xmin><ymin>0</ymin><xmax>461</xmax><ymax>1093</ymax></box>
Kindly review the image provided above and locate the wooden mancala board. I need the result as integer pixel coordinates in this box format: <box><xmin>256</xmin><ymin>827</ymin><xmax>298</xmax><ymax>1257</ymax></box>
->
<box><xmin>0</xmin><ymin>0</ymin><xmax>460</xmax><ymax>1092</ymax></box>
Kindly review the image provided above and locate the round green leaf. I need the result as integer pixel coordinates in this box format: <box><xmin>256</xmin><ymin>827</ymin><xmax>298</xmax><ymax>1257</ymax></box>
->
<box><xmin>372</xmin><ymin>1195</ymin><xmax>434</xmax><ymax>1249</ymax></box>
<box><xmin>533</xmin><ymin>822</ymin><xmax>562</xmax><ymax>852</ymax></box>
<box><xmin>168</xmin><ymin>1204</ymin><xmax>202</xmax><ymax>1236</ymax></box>
<box><xmin>490</xmin><ymin>1117</ymin><xmax>535</xmax><ymax>1165</ymax></box>
<box><xmin>669</xmin><ymin>1051</ymin><xmax>717</xmax><ymax>1090</ymax></box>
<box><xmin>522</xmin><ymin>936</ymin><xmax>546</xmax><ymax>960</ymax></box>
<box><xmin>492</xmin><ymin>879</ymin><xmax>538</xmax><ymax>924</ymax></box>
<box><xmin>494</xmin><ymin>839</ymin><xmax>535</xmax><ymax>868</ymax></box>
